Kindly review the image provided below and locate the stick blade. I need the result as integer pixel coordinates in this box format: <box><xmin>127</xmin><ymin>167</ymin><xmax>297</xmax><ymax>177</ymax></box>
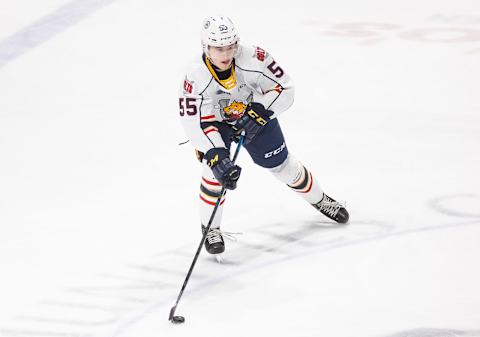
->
<box><xmin>169</xmin><ymin>306</ymin><xmax>176</xmax><ymax>321</ymax></box>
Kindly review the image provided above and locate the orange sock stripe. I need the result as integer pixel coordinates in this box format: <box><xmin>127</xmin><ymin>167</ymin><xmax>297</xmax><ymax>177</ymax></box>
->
<box><xmin>202</xmin><ymin>177</ymin><xmax>221</xmax><ymax>186</ymax></box>
<box><xmin>204</xmin><ymin>126</ymin><xmax>219</xmax><ymax>135</ymax></box>
<box><xmin>288</xmin><ymin>167</ymin><xmax>308</xmax><ymax>188</ymax></box>
<box><xmin>204</xmin><ymin>129</ymin><xmax>219</xmax><ymax>135</ymax></box>
<box><xmin>200</xmin><ymin>184</ymin><xmax>222</xmax><ymax>198</ymax></box>
<box><xmin>288</xmin><ymin>167</ymin><xmax>307</xmax><ymax>188</ymax></box>
<box><xmin>297</xmin><ymin>172</ymin><xmax>313</xmax><ymax>193</ymax></box>
<box><xmin>201</xmin><ymin>114</ymin><xmax>216</xmax><ymax>121</ymax></box>
<box><xmin>288</xmin><ymin>169</ymin><xmax>313</xmax><ymax>193</ymax></box>
<box><xmin>200</xmin><ymin>189</ymin><xmax>221</xmax><ymax>201</ymax></box>
<box><xmin>200</xmin><ymin>194</ymin><xmax>225</xmax><ymax>206</ymax></box>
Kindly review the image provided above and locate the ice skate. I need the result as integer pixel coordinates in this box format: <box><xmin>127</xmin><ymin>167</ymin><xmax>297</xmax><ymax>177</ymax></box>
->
<box><xmin>312</xmin><ymin>193</ymin><xmax>349</xmax><ymax>224</ymax></box>
<box><xmin>201</xmin><ymin>225</ymin><xmax>225</xmax><ymax>254</ymax></box>
<box><xmin>215</xmin><ymin>254</ymin><xmax>224</xmax><ymax>263</ymax></box>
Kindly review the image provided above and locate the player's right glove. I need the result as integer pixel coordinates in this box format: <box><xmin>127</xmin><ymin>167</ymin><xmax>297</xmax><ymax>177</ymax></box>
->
<box><xmin>233</xmin><ymin>102</ymin><xmax>274</xmax><ymax>144</ymax></box>
<box><xmin>204</xmin><ymin>147</ymin><xmax>242</xmax><ymax>190</ymax></box>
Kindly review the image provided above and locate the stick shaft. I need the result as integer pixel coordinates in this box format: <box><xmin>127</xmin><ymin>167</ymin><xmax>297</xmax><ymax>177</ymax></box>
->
<box><xmin>169</xmin><ymin>134</ymin><xmax>245</xmax><ymax>320</ymax></box>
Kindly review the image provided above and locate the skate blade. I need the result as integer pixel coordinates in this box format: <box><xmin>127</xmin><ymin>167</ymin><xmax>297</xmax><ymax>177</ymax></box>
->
<box><xmin>215</xmin><ymin>254</ymin><xmax>224</xmax><ymax>263</ymax></box>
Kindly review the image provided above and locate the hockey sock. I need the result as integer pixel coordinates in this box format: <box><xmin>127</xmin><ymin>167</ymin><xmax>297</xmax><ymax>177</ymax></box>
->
<box><xmin>269</xmin><ymin>154</ymin><xmax>324</xmax><ymax>204</ymax></box>
<box><xmin>199</xmin><ymin>164</ymin><xmax>225</xmax><ymax>228</ymax></box>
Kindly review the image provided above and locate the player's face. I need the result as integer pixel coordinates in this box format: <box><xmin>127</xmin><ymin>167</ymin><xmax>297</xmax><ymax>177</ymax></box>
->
<box><xmin>208</xmin><ymin>44</ymin><xmax>237</xmax><ymax>70</ymax></box>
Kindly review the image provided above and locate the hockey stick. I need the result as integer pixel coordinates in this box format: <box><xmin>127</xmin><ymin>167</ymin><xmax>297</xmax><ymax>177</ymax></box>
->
<box><xmin>169</xmin><ymin>132</ymin><xmax>245</xmax><ymax>324</ymax></box>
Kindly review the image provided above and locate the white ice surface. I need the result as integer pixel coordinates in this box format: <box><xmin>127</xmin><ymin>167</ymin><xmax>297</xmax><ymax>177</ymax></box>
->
<box><xmin>0</xmin><ymin>1</ymin><xmax>479</xmax><ymax>337</ymax></box>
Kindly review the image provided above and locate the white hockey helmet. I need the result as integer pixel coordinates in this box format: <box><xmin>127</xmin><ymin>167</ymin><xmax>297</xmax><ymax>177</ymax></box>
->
<box><xmin>201</xmin><ymin>16</ymin><xmax>239</xmax><ymax>55</ymax></box>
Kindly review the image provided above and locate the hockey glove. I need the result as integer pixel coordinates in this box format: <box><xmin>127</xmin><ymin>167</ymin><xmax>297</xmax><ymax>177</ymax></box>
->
<box><xmin>234</xmin><ymin>102</ymin><xmax>274</xmax><ymax>144</ymax></box>
<box><xmin>204</xmin><ymin>147</ymin><xmax>242</xmax><ymax>190</ymax></box>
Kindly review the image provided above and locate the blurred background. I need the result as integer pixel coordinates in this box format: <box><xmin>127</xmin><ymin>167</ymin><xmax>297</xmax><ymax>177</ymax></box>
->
<box><xmin>1</xmin><ymin>0</ymin><xmax>479</xmax><ymax>336</ymax></box>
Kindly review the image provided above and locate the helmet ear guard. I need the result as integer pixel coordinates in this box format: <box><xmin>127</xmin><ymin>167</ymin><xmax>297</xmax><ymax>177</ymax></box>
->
<box><xmin>201</xmin><ymin>16</ymin><xmax>240</xmax><ymax>56</ymax></box>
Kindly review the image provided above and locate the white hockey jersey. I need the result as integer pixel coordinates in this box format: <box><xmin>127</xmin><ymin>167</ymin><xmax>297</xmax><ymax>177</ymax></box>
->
<box><xmin>178</xmin><ymin>45</ymin><xmax>295</xmax><ymax>154</ymax></box>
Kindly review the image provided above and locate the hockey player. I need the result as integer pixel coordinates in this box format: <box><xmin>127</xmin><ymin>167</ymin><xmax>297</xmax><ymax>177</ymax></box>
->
<box><xmin>179</xmin><ymin>16</ymin><xmax>349</xmax><ymax>255</ymax></box>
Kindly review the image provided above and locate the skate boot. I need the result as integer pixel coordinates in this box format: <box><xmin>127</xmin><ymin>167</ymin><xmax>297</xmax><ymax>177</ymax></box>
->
<box><xmin>201</xmin><ymin>225</ymin><xmax>225</xmax><ymax>254</ymax></box>
<box><xmin>312</xmin><ymin>193</ymin><xmax>349</xmax><ymax>224</ymax></box>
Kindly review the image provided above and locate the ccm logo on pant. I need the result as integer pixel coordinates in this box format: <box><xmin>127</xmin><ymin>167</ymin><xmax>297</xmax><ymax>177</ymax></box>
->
<box><xmin>264</xmin><ymin>142</ymin><xmax>286</xmax><ymax>158</ymax></box>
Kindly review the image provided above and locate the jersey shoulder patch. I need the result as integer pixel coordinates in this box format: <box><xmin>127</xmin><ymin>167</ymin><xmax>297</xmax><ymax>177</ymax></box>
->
<box><xmin>235</xmin><ymin>45</ymin><xmax>270</xmax><ymax>71</ymax></box>
<box><xmin>183</xmin><ymin>77</ymin><xmax>193</xmax><ymax>94</ymax></box>
<box><xmin>255</xmin><ymin>46</ymin><xmax>267</xmax><ymax>61</ymax></box>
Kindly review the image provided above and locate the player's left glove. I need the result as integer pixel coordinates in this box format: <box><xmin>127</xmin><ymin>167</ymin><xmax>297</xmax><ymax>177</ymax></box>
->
<box><xmin>233</xmin><ymin>102</ymin><xmax>274</xmax><ymax>144</ymax></box>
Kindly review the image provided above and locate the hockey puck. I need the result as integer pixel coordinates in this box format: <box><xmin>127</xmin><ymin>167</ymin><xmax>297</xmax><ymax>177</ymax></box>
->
<box><xmin>171</xmin><ymin>315</ymin><xmax>185</xmax><ymax>324</ymax></box>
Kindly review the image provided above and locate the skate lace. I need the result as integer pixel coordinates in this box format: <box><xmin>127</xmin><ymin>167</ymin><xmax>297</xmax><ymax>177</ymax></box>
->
<box><xmin>316</xmin><ymin>196</ymin><xmax>345</xmax><ymax>218</ymax></box>
<box><xmin>207</xmin><ymin>228</ymin><xmax>242</xmax><ymax>244</ymax></box>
